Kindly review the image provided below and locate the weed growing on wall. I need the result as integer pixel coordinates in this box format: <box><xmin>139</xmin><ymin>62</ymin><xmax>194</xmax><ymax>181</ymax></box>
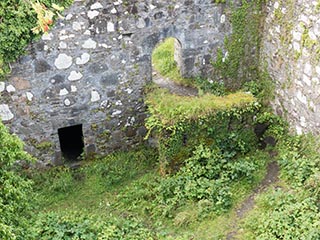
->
<box><xmin>212</xmin><ymin>0</ymin><xmax>265</xmax><ymax>90</ymax></box>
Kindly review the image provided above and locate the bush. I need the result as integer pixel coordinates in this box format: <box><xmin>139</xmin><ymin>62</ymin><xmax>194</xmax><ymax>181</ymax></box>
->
<box><xmin>0</xmin><ymin>0</ymin><xmax>72</xmax><ymax>78</ymax></box>
<box><xmin>154</xmin><ymin>145</ymin><xmax>260</xmax><ymax>217</ymax></box>
<box><xmin>0</xmin><ymin>121</ymin><xmax>34</xmax><ymax>239</ymax></box>
<box><xmin>34</xmin><ymin>211</ymin><xmax>157</xmax><ymax>239</ymax></box>
<box><xmin>244</xmin><ymin>189</ymin><xmax>320</xmax><ymax>239</ymax></box>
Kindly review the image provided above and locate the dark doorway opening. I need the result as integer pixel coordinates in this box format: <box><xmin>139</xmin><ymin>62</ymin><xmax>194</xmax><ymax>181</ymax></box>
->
<box><xmin>58</xmin><ymin>124</ymin><xmax>84</xmax><ymax>161</ymax></box>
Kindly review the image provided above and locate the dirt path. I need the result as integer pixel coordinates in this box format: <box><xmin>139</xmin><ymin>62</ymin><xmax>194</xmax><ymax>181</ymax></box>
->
<box><xmin>152</xmin><ymin>71</ymin><xmax>198</xmax><ymax>96</ymax></box>
<box><xmin>226</xmin><ymin>161</ymin><xmax>279</xmax><ymax>240</ymax></box>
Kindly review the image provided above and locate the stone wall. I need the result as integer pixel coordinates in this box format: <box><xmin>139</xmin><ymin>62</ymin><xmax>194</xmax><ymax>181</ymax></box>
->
<box><xmin>262</xmin><ymin>0</ymin><xmax>320</xmax><ymax>135</ymax></box>
<box><xmin>0</xmin><ymin>0</ymin><xmax>233</xmax><ymax>166</ymax></box>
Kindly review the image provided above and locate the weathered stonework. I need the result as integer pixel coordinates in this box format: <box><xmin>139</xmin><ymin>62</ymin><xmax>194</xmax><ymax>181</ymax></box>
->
<box><xmin>1</xmin><ymin>0</ymin><xmax>234</xmax><ymax>165</ymax></box>
<box><xmin>262</xmin><ymin>0</ymin><xmax>320</xmax><ymax>135</ymax></box>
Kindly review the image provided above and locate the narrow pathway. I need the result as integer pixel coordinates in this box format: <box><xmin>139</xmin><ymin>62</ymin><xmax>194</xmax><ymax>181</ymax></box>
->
<box><xmin>226</xmin><ymin>161</ymin><xmax>279</xmax><ymax>239</ymax></box>
<box><xmin>152</xmin><ymin>71</ymin><xmax>198</xmax><ymax>96</ymax></box>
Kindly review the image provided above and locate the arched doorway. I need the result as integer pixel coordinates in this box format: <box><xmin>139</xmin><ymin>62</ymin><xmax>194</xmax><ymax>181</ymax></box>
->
<box><xmin>151</xmin><ymin>37</ymin><xmax>198</xmax><ymax>96</ymax></box>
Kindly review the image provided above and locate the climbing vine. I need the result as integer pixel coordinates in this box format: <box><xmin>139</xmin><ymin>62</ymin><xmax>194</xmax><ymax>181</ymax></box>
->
<box><xmin>212</xmin><ymin>0</ymin><xmax>265</xmax><ymax>90</ymax></box>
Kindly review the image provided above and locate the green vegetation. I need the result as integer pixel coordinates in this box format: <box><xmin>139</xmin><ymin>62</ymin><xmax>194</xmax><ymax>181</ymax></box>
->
<box><xmin>241</xmin><ymin>135</ymin><xmax>320</xmax><ymax>239</ymax></box>
<box><xmin>145</xmin><ymin>87</ymin><xmax>256</xmax><ymax>127</ymax></box>
<box><xmin>0</xmin><ymin>0</ymin><xmax>319</xmax><ymax>239</ymax></box>
<box><xmin>0</xmin><ymin>0</ymin><xmax>72</xmax><ymax>78</ymax></box>
<box><xmin>0</xmin><ymin>121</ymin><xmax>34</xmax><ymax>239</ymax></box>
<box><xmin>212</xmin><ymin>0</ymin><xmax>264</xmax><ymax>90</ymax></box>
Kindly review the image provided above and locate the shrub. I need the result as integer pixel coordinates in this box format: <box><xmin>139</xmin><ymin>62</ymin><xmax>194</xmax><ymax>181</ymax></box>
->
<box><xmin>0</xmin><ymin>0</ymin><xmax>72</xmax><ymax>78</ymax></box>
<box><xmin>0</xmin><ymin>121</ymin><xmax>34</xmax><ymax>239</ymax></box>
<box><xmin>34</xmin><ymin>211</ymin><xmax>157</xmax><ymax>239</ymax></box>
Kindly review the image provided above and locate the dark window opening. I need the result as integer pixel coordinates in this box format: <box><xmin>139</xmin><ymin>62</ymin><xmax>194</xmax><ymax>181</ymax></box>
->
<box><xmin>58</xmin><ymin>124</ymin><xmax>84</xmax><ymax>161</ymax></box>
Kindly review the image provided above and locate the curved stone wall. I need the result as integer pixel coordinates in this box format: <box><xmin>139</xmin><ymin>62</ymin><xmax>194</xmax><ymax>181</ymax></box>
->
<box><xmin>0</xmin><ymin>0</ymin><xmax>232</xmax><ymax>165</ymax></box>
<box><xmin>262</xmin><ymin>0</ymin><xmax>320</xmax><ymax>135</ymax></box>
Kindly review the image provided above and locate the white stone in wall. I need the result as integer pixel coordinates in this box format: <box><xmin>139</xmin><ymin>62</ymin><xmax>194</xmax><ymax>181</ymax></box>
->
<box><xmin>304</xmin><ymin>63</ymin><xmax>312</xmax><ymax>76</ymax></box>
<box><xmin>87</xmin><ymin>10</ymin><xmax>99</xmax><ymax>19</ymax></box>
<box><xmin>42</xmin><ymin>33</ymin><xmax>53</xmax><ymax>41</ymax></box>
<box><xmin>220</xmin><ymin>14</ymin><xmax>226</xmax><ymax>24</ymax></box>
<box><xmin>82</xmin><ymin>38</ymin><xmax>97</xmax><ymax>49</ymax></box>
<box><xmin>59</xmin><ymin>41</ymin><xmax>67</xmax><ymax>49</ymax></box>
<box><xmin>309</xmin><ymin>100</ymin><xmax>316</xmax><ymax>111</ymax></box>
<box><xmin>300</xmin><ymin>116</ymin><xmax>306</xmax><ymax>127</ymax></box>
<box><xmin>71</xmin><ymin>85</ymin><xmax>77</xmax><ymax>92</ymax></box>
<box><xmin>59</xmin><ymin>88</ymin><xmax>69</xmax><ymax>96</ymax></box>
<box><xmin>84</xmin><ymin>30</ymin><xmax>91</xmax><ymax>35</ymax></box>
<box><xmin>293</xmin><ymin>42</ymin><xmax>300</xmax><ymax>51</ymax></box>
<box><xmin>64</xmin><ymin>98</ymin><xmax>71</xmax><ymax>106</ymax></box>
<box><xmin>55</xmin><ymin>54</ymin><xmax>73</xmax><ymax>69</ymax></box>
<box><xmin>26</xmin><ymin>92</ymin><xmax>33</xmax><ymax>101</ymax></box>
<box><xmin>115</xmin><ymin>100</ymin><xmax>122</xmax><ymax>106</ymax></box>
<box><xmin>0</xmin><ymin>104</ymin><xmax>14</xmax><ymax>121</ymax></box>
<box><xmin>76</xmin><ymin>53</ymin><xmax>90</xmax><ymax>65</ymax></box>
<box><xmin>112</xmin><ymin>110</ymin><xmax>122</xmax><ymax>116</ymax></box>
<box><xmin>111</xmin><ymin>8</ymin><xmax>117</xmax><ymax>14</ymax></box>
<box><xmin>302</xmin><ymin>74</ymin><xmax>311</xmax><ymax>86</ymax></box>
<box><xmin>300</xmin><ymin>15</ymin><xmax>310</xmax><ymax>25</ymax></box>
<box><xmin>296</xmin><ymin>125</ymin><xmax>302</xmax><ymax>135</ymax></box>
<box><xmin>107</xmin><ymin>22</ymin><xmax>115</xmax><ymax>32</ymax></box>
<box><xmin>292</xmin><ymin>30</ymin><xmax>302</xmax><ymax>41</ymax></box>
<box><xmin>150</xmin><ymin>4</ymin><xmax>156</xmax><ymax>10</ymax></box>
<box><xmin>100</xmin><ymin>43</ymin><xmax>111</xmax><ymax>49</ymax></box>
<box><xmin>113</xmin><ymin>0</ymin><xmax>122</xmax><ymax>6</ymax></box>
<box><xmin>91</xmin><ymin>90</ymin><xmax>100</xmax><ymax>102</ymax></box>
<box><xmin>274</xmin><ymin>2</ymin><xmax>279</xmax><ymax>9</ymax></box>
<box><xmin>296</xmin><ymin>90</ymin><xmax>307</xmax><ymax>105</ymax></box>
<box><xmin>72</xmin><ymin>22</ymin><xmax>82</xmax><ymax>31</ymax></box>
<box><xmin>68</xmin><ymin>71</ymin><xmax>83</xmax><ymax>81</ymax></box>
<box><xmin>125</xmin><ymin>88</ymin><xmax>133</xmax><ymax>94</ymax></box>
<box><xmin>91</xmin><ymin>2</ymin><xmax>103</xmax><ymax>10</ymax></box>
<box><xmin>6</xmin><ymin>85</ymin><xmax>16</xmax><ymax>93</ymax></box>
<box><xmin>65</xmin><ymin>13</ymin><xmax>73</xmax><ymax>20</ymax></box>
<box><xmin>309</xmin><ymin>30</ymin><xmax>317</xmax><ymax>41</ymax></box>
<box><xmin>100</xmin><ymin>100</ymin><xmax>109</xmax><ymax>108</ymax></box>
<box><xmin>316</xmin><ymin>66</ymin><xmax>320</xmax><ymax>75</ymax></box>
<box><xmin>136</xmin><ymin>18</ymin><xmax>145</xmax><ymax>28</ymax></box>
<box><xmin>0</xmin><ymin>82</ymin><xmax>5</xmax><ymax>92</ymax></box>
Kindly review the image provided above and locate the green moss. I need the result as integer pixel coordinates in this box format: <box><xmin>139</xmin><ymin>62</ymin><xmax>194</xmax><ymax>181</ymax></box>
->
<box><xmin>36</xmin><ymin>141</ymin><xmax>53</xmax><ymax>151</ymax></box>
<box><xmin>212</xmin><ymin>0</ymin><xmax>264</xmax><ymax>90</ymax></box>
<box><xmin>145</xmin><ymin>87</ymin><xmax>257</xmax><ymax>127</ymax></box>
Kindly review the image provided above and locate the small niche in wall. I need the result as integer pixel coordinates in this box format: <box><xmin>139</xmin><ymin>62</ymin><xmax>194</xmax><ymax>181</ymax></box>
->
<box><xmin>58</xmin><ymin>124</ymin><xmax>84</xmax><ymax>161</ymax></box>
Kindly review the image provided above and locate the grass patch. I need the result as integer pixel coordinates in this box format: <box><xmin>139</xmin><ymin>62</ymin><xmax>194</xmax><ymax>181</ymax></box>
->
<box><xmin>30</xmin><ymin>144</ymin><xmax>272</xmax><ymax>239</ymax></box>
<box><xmin>152</xmin><ymin>38</ymin><xmax>194</xmax><ymax>86</ymax></box>
<box><xmin>145</xmin><ymin>87</ymin><xmax>257</xmax><ymax>126</ymax></box>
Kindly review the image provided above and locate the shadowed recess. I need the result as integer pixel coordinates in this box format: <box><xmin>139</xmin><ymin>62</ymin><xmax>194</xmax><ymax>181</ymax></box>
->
<box><xmin>58</xmin><ymin>124</ymin><xmax>84</xmax><ymax>161</ymax></box>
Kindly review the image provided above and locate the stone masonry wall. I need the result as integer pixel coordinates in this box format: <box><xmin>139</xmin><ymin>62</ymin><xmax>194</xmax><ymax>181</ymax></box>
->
<box><xmin>0</xmin><ymin>0</ymin><xmax>233</xmax><ymax>166</ymax></box>
<box><xmin>262</xmin><ymin>0</ymin><xmax>320</xmax><ymax>135</ymax></box>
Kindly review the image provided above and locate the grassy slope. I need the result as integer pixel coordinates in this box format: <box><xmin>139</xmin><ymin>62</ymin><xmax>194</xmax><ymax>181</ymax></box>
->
<box><xmin>32</xmin><ymin>146</ymin><xmax>270</xmax><ymax>239</ymax></box>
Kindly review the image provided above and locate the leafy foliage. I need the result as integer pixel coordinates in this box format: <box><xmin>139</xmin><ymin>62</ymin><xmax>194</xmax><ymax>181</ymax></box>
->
<box><xmin>34</xmin><ymin>211</ymin><xmax>156</xmax><ymax>239</ymax></box>
<box><xmin>0</xmin><ymin>122</ymin><xmax>34</xmax><ymax>239</ymax></box>
<box><xmin>244</xmin><ymin>189</ymin><xmax>320</xmax><ymax>239</ymax></box>
<box><xmin>242</xmin><ymin>134</ymin><xmax>320</xmax><ymax>239</ymax></box>
<box><xmin>153</xmin><ymin>145</ymin><xmax>262</xmax><ymax>217</ymax></box>
<box><xmin>0</xmin><ymin>0</ymin><xmax>72</xmax><ymax>78</ymax></box>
